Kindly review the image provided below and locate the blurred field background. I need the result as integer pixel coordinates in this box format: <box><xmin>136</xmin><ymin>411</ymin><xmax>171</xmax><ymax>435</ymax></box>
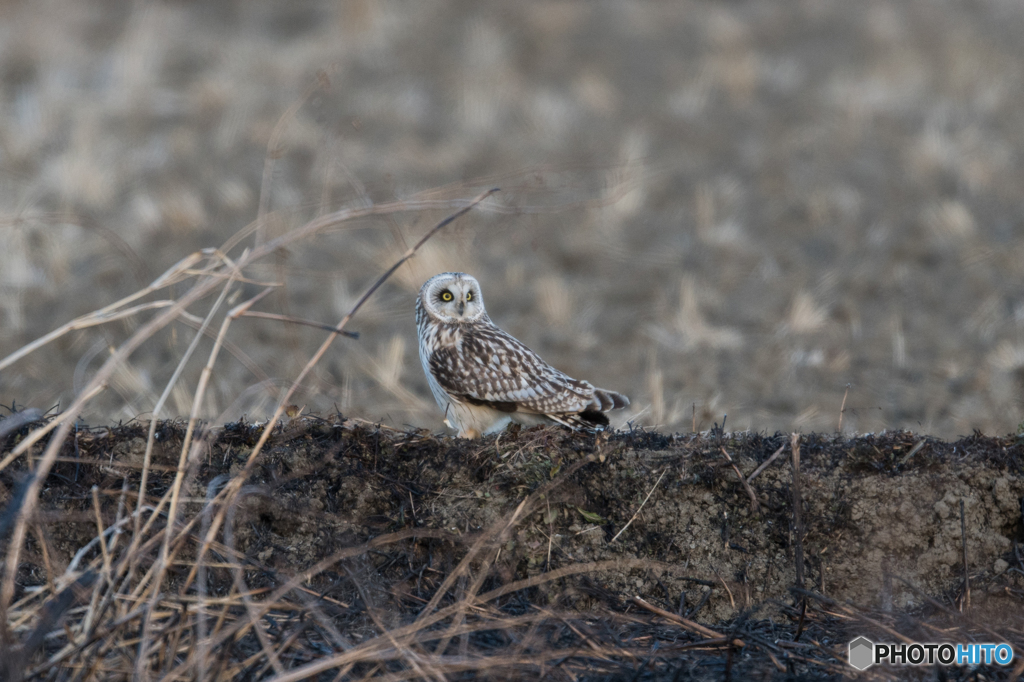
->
<box><xmin>2</xmin><ymin>0</ymin><xmax>1024</xmax><ymax>439</ymax></box>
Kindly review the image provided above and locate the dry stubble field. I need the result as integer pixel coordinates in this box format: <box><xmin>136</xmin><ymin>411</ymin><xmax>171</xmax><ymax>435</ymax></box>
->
<box><xmin>1</xmin><ymin>1</ymin><xmax>1024</xmax><ymax>680</ymax></box>
<box><xmin>1</xmin><ymin>0</ymin><xmax>1024</xmax><ymax>436</ymax></box>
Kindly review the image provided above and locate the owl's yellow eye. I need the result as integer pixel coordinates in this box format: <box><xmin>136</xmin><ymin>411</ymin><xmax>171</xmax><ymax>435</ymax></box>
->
<box><xmin>466</xmin><ymin>292</ymin><xmax>473</xmax><ymax>301</ymax></box>
<box><xmin>441</xmin><ymin>291</ymin><xmax>453</xmax><ymax>302</ymax></box>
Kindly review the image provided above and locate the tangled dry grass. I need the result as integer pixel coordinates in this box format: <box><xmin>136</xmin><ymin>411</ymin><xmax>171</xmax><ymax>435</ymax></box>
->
<box><xmin>0</xmin><ymin>191</ymin><xmax>493</xmax><ymax>679</ymax></box>
<box><xmin>3</xmin><ymin>6</ymin><xmax>1024</xmax><ymax>677</ymax></box>
<box><xmin>0</xmin><ymin>188</ymin><xmax>1021</xmax><ymax>679</ymax></box>
<box><xmin>2</xmin><ymin>413</ymin><xmax>1023</xmax><ymax>681</ymax></box>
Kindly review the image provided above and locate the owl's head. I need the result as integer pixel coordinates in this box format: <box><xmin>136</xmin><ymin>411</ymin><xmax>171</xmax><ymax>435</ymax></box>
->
<box><xmin>418</xmin><ymin>272</ymin><xmax>486</xmax><ymax>323</ymax></box>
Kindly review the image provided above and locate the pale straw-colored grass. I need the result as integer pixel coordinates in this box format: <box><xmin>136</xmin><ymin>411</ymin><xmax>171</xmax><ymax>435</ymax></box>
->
<box><xmin>0</xmin><ymin>110</ymin><xmax>502</xmax><ymax>676</ymax></box>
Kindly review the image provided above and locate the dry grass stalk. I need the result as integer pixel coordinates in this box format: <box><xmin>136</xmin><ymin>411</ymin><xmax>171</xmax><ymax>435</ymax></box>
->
<box><xmin>837</xmin><ymin>384</ymin><xmax>850</xmax><ymax>432</ymax></box>
<box><xmin>745</xmin><ymin>442</ymin><xmax>786</xmax><ymax>484</ymax></box>
<box><xmin>719</xmin><ymin>446</ymin><xmax>760</xmax><ymax>513</ymax></box>
<box><xmin>959</xmin><ymin>498</ymin><xmax>970</xmax><ymax>612</ymax></box>
<box><xmin>790</xmin><ymin>432</ymin><xmax>805</xmax><ymax>591</ymax></box>
<box><xmin>610</xmin><ymin>468</ymin><xmax>667</xmax><ymax>543</ymax></box>
<box><xmin>0</xmin><ymin>176</ymin><xmax>500</xmax><ymax>679</ymax></box>
<box><xmin>234</xmin><ymin>311</ymin><xmax>360</xmax><ymax>338</ymax></box>
<box><xmin>2</xmin><ymin>105</ymin><xmax>1017</xmax><ymax>677</ymax></box>
<box><xmin>630</xmin><ymin>596</ymin><xmax>744</xmax><ymax>647</ymax></box>
<box><xmin>794</xmin><ymin>588</ymin><xmax>914</xmax><ymax>645</ymax></box>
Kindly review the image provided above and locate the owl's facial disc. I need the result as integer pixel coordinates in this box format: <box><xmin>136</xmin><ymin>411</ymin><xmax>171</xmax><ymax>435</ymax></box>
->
<box><xmin>429</xmin><ymin>274</ymin><xmax>484</xmax><ymax>322</ymax></box>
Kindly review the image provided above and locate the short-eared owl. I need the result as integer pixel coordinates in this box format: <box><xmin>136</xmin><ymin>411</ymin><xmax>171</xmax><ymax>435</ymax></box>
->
<box><xmin>416</xmin><ymin>272</ymin><xmax>629</xmax><ymax>439</ymax></box>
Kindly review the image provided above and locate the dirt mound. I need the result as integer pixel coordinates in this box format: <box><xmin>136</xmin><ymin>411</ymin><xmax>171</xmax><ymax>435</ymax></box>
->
<box><xmin>2</xmin><ymin>416</ymin><xmax>1023</xmax><ymax>679</ymax></box>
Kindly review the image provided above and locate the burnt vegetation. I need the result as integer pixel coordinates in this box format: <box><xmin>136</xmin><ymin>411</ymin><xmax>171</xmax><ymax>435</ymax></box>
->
<box><xmin>2</xmin><ymin>412</ymin><xmax>1023</xmax><ymax>680</ymax></box>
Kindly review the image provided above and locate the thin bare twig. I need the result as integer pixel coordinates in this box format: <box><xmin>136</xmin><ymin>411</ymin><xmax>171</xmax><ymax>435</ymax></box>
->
<box><xmin>630</xmin><ymin>596</ymin><xmax>745</xmax><ymax>647</ymax></box>
<box><xmin>136</xmin><ymin>265</ymin><xmax>236</xmax><ymax>538</ymax></box>
<box><xmin>0</xmin><ymin>251</ymin><xmax>205</xmax><ymax>374</ymax></box>
<box><xmin>611</xmin><ymin>468</ymin><xmax>667</xmax><ymax>543</ymax></box>
<box><xmin>746</xmin><ymin>443</ymin><xmax>786</xmax><ymax>485</ymax></box>
<box><xmin>139</xmin><ymin>282</ymin><xmax>276</xmax><ymax>675</ymax></box>
<box><xmin>837</xmin><ymin>384</ymin><xmax>850</xmax><ymax>432</ymax></box>
<box><xmin>178</xmin><ymin>191</ymin><xmax>499</xmax><ymax>618</ymax></box>
<box><xmin>790</xmin><ymin>433</ymin><xmax>804</xmax><ymax>591</ymax></box>
<box><xmin>889</xmin><ymin>574</ymin><xmax>1008</xmax><ymax>644</ymax></box>
<box><xmin>712</xmin><ymin>569</ymin><xmax>735</xmax><ymax>609</ymax></box>
<box><xmin>0</xmin><ymin>191</ymin><xmax>499</xmax><ymax>629</ymax></box>
<box><xmin>794</xmin><ymin>588</ymin><xmax>913</xmax><ymax>644</ymax></box>
<box><xmin>959</xmin><ymin>498</ymin><xmax>970</xmax><ymax>612</ymax></box>
<box><xmin>719</xmin><ymin>447</ymin><xmax>760</xmax><ymax>513</ymax></box>
<box><xmin>235</xmin><ymin>310</ymin><xmax>359</xmax><ymax>338</ymax></box>
<box><xmin>898</xmin><ymin>438</ymin><xmax>927</xmax><ymax>466</ymax></box>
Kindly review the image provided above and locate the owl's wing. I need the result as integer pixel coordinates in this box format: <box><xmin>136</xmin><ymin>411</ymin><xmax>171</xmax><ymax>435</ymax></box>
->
<box><xmin>428</xmin><ymin>324</ymin><xmax>596</xmax><ymax>415</ymax></box>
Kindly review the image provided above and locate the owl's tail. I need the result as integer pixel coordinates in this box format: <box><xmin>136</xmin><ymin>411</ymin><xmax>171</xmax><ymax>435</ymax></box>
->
<box><xmin>549</xmin><ymin>388</ymin><xmax>629</xmax><ymax>431</ymax></box>
<box><xmin>545</xmin><ymin>388</ymin><xmax>629</xmax><ymax>432</ymax></box>
<box><xmin>591</xmin><ymin>388</ymin><xmax>630</xmax><ymax>412</ymax></box>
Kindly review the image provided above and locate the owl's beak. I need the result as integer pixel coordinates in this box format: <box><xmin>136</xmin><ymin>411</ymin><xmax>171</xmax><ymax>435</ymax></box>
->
<box><xmin>457</xmin><ymin>300</ymin><xmax>465</xmax><ymax>316</ymax></box>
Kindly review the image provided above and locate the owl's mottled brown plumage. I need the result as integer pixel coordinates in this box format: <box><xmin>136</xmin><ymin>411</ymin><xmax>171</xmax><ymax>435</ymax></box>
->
<box><xmin>416</xmin><ymin>272</ymin><xmax>629</xmax><ymax>438</ymax></box>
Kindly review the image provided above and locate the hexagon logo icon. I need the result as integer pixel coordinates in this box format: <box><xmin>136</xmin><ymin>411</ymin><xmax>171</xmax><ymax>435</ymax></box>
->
<box><xmin>848</xmin><ymin>636</ymin><xmax>874</xmax><ymax>671</ymax></box>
